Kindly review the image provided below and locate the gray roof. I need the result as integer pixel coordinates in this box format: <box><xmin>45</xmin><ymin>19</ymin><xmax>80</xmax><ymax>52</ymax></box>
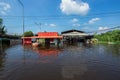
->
<box><xmin>61</xmin><ymin>29</ymin><xmax>85</xmax><ymax>34</ymax></box>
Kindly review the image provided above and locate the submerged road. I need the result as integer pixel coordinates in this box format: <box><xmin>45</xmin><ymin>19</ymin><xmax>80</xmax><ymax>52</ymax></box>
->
<box><xmin>0</xmin><ymin>44</ymin><xmax>120</xmax><ymax>80</ymax></box>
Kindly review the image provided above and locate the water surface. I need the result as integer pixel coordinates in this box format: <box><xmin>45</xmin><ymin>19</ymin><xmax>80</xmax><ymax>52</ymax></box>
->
<box><xmin>0</xmin><ymin>44</ymin><xmax>120</xmax><ymax>80</ymax></box>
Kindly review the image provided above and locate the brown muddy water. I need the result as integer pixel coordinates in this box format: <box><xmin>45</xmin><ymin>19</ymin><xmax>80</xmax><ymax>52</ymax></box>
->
<box><xmin>0</xmin><ymin>44</ymin><xmax>120</xmax><ymax>80</ymax></box>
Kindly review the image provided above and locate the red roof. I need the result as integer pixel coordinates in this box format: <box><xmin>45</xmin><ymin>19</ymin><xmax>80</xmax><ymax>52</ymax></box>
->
<box><xmin>22</xmin><ymin>36</ymin><xmax>63</xmax><ymax>39</ymax></box>
<box><xmin>38</xmin><ymin>32</ymin><xmax>58</xmax><ymax>36</ymax></box>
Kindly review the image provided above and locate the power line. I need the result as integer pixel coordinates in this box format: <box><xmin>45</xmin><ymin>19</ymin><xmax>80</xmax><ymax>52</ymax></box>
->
<box><xmin>1</xmin><ymin>11</ymin><xmax>120</xmax><ymax>18</ymax></box>
<box><xmin>87</xmin><ymin>26</ymin><xmax>120</xmax><ymax>33</ymax></box>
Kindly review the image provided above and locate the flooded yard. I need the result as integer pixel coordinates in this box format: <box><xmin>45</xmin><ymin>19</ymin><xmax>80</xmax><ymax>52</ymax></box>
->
<box><xmin>0</xmin><ymin>44</ymin><xmax>120</xmax><ymax>80</ymax></box>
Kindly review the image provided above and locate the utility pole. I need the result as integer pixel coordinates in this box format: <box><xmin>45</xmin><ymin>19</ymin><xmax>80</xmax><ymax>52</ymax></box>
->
<box><xmin>18</xmin><ymin>0</ymin><xmax>25</xmax><ymax>45</ymax></box>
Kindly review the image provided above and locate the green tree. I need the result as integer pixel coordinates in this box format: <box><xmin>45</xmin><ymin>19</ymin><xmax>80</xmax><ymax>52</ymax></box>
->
<box><xmin>23</xmin><ymin>31</ymin><xmax>34</xmax><ymax>37</ymax></box>
<box><xmin>0</xmin><ymin>18</ymin><xmax>7</xmax><ymax>35</ymax></box>
<box><xmin>94</xmin><ymin>29</ymin><xmax>120</xmax><ymax>42</ymax></box>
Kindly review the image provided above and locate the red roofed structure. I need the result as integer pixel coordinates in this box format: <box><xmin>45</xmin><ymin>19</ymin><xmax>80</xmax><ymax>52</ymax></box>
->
<box><xmin>22</xmin><ymin>32</ymin><xmax>63</xmax><ymax>45</ymax></box>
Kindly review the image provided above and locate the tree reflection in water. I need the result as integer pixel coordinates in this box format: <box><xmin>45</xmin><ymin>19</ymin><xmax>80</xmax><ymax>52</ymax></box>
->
<box><xmin>0</xmin><ymin>45</ymin><xmax>8</xmax><ymax>80</ymax></box>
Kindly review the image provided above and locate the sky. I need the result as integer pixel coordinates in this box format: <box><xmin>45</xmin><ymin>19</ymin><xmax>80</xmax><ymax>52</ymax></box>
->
<box><xmin>0</xmin><ymin>0</ymin><xmax>120</xmax><ymax>34</ymax></box>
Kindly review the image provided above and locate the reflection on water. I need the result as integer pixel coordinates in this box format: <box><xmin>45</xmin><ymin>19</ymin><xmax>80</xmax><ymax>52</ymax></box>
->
<box><xmin>23</xmin><ymin>45</ymin><xmax>62</xmax><ymax>63</ymax></box>
<box><xmin>0</xmin><ymin>43</ymin><xmax>120</xmax><ymax>80</ymax></box>
<box><xmin>60</xmin><ymin>47</ymin><xmax>87</xmax><ymax>79</ymax></box>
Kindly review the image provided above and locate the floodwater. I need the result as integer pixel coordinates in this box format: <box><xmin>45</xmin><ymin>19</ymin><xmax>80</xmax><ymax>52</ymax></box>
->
<box><xmin>0</xmin><ymin>43</ymin><xmax>120</xmax><ymax>80</ymax></box>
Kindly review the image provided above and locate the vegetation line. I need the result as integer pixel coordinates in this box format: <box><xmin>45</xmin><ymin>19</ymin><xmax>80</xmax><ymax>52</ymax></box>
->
<box><xmin>94</xmin><ymin>30</ymin><xmax>120</xmax><ymax>44</ymax></box>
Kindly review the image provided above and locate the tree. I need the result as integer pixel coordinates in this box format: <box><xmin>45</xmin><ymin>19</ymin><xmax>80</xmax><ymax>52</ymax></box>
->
<box><xmin>23</xmin><ymin>31</ymin><xmax>34</xmax><ymax>37</ymax></box>
<box><xmin>0</xmin><ymin>18</ymin><xmax>2</xmax><ymax>25</ymax></box>
<box><xmin>0</xmin><ymin>18</ymin><xmax>7</xmax><ymax>35</ymax></box>
<box><xmin>94</xmin><ymin>29</ymin><xmax>120</xmax><ymax>42</ymax></box>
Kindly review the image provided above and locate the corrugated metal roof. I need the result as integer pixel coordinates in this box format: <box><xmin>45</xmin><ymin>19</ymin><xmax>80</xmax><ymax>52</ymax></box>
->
<box><xmin>61</xmin><ymin>29</ymin><xmax>85</xmax><ymax>34</ymax></box>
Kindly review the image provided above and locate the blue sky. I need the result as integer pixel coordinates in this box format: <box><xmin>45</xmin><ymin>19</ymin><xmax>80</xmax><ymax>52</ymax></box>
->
<box><xmin>0</xmin><ymin>0</ymin><xmax>120</xmax><ymax>34</ymax></box>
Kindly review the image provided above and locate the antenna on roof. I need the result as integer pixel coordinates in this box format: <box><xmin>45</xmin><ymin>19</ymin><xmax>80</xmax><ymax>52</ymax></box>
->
<box><xmin>35</xmin><ymin>22</ymin><xmax>42</xmax><ymax>32</ymax></box>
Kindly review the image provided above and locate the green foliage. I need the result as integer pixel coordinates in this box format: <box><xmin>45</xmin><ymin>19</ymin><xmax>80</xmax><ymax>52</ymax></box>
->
<box><xmin>0</xmin><ymin>18</ymin><xmax>7</xmax><ymax>34</ymax></box>
<box><xmin>23</xmin><ymin>31</ymin><xmax>34</xmax><ymax>37</ymax></box>
<box><xmin>94</xmin><ymin>29</ymin><xmax>120</xmax><ymax>42</ymax></box>
<box><xmin>37</xmin><ymin>39</ymin><xmax>45</xmax><ymax>47</ymax></box>
<box><xmin>0</xmin><ymin>18</ymin><xmax>3</xmax><ymax>25</ymax></box>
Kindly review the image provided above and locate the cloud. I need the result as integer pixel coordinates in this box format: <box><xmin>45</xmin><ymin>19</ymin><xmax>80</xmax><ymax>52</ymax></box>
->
<box><xmin>98</xmin><ymin>27</ymin><xmax>109</xmax><ymax>30</ymax></box>
<box><xmin>0</xmin><ymin>2</ymin><xmax>11</xmax><ymax>15</ymax></box>
<box><xmin>71</xmin><ymin>18</ymin><xmax>80</xmax><ymax>28</ymax></box>
<box><xmin>44</xmin><ymin>23</ymin><xmax>48</xmax><ymax>26</ymax></box>
<box><xmin>88</xmin><ymin>18</ymin><xmax>100</xmax><ymax>24</ymax></box>
<box><xmin>44</xmin><ymin>23</ymin><xmax>57</xmax><ymax>27</ymax></box>
<box><xmin>49</xmin><ymin>24</ymin><xmax>56</xmax><ymax>27</ymax></box>
<box><xmin>1</xmin><ymin>11</ymin><xmax>6</xmax><ymax>15</ymax></box>
<box><xmin>73</xmin><ymin>23</ymin><xmax>80</xmax><ymax>27</ymax></box>
<box><xmin>60</xmin><ymin>0</ymin><xmax>90</xmax><ymax>15</ymax></box>
<box><xmin>71</xmin><ymin>18</ymin><xmax>79</xmax><ymax>23</ymax></box>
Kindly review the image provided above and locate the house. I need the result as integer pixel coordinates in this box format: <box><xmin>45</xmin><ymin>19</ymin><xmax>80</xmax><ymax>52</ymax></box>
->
<box><xmin>22</xmin><ymin>32</ymin><xmax>63</xmax><ymax>47</ymax></box>
<box><xmin>61</xmin><ymin>29</ymin><xmax>92</xmax><ymax>43</ymax></box>
<box><xmin>61</xmin><ymin>29</ymin><xmax>88</xmax><ymax>36</ymax></box>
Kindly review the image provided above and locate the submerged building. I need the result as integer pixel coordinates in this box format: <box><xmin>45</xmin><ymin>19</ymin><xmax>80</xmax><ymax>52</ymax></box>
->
<box><xmin>61</xmin><ymin>29</ymin><xmax>93</xmax><ymax>44</ymax></box>
<box><xmin>22</xmin><ymin>30</ymin><xmax>93</xmax><ymax>46</ymax></box>
<box><xmin>22</xmin><ymin>32</ymin><xmax>63</xmax><ymax>47</ymax></box>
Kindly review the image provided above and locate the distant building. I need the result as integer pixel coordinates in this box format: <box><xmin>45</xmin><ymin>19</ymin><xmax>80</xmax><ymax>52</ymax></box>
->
<box><xmin>61</xmin><ymin>29</ymin><xmax>88</xmax><ymax>36</ymax></box>
<box><xmin>61</xmin><ymin>29</ymin><xmax>92</xmax><ymax>44</ymax></box>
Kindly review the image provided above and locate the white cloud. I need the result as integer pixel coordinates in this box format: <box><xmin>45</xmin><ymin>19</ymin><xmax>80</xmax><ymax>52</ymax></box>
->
<box><xmin>98</xmin><ymin>27</ymin><xmax>109</xmax><ymax>30</ymax></box>
<box><xmin>44</xmin><ymin>23</ymin><xmax>48</xmax><ymax>26</ymax></box>
<box><xmin>44</xmin><ymin>23</ymin><xmax>56</xmax><ymax>27</ymax></box>
<box><xmin>0</xmin><ymin>2</ymin><xmax>11</xmax><ymax>15</ymax></box>
<box><xmin>71</xmin><ymin>18</ymin><xmax>79</xmax><ymax>23</ymax></box>
<box><xmin>88</xmin><ymin>18</ymin><xmax>100</xmax><ymax>24</ymax></box>
<box><xmin>49</xmin><ymin>24</ymin><xmax>56</xmax><ymax>27</ymax></box>
<box><xmin>73</xmin><ymin>23</ymin><xmax>80</xmax><ymax>27</ymax></box>
<box><xmin>1</xmin><ymin>11</ymin><xmax>6</xmax><ymax>15</ymax></box>
<box><xmin>60</xmin><ymin>0</ymin><xmax>90</xmax><ymax>15</ymax></box>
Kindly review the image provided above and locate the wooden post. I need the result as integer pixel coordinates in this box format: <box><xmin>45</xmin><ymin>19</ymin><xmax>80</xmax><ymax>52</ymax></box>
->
<box><xmin>57</xmin><ymin>38</ymin><xmax>60</xmax><ymax>48</ymax></box>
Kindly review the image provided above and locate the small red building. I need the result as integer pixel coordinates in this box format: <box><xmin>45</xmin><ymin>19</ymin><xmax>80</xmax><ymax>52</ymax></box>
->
<box><xmin>22</xmin><ymin>38</ymin><xmax>32</xmax><ymax>45</ymax></box>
